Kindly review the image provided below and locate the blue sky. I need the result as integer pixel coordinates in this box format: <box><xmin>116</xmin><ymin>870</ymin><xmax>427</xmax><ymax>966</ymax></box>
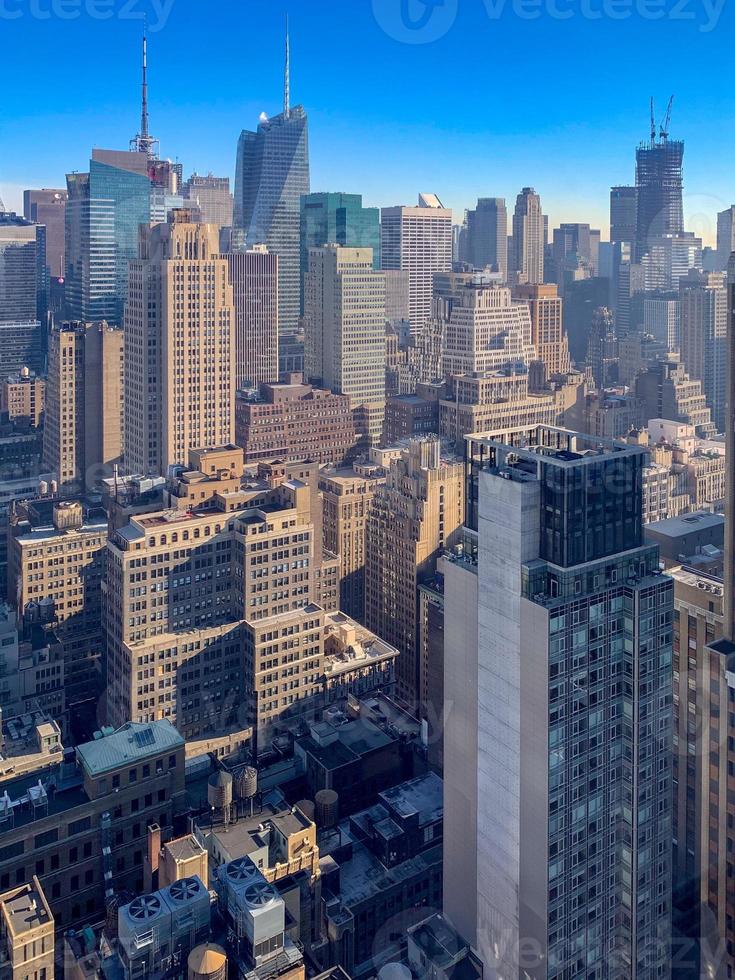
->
<box><xmin>1</xmin><ymin>0</ymin><xmax>732</xmax><ymax>242</ymax></box>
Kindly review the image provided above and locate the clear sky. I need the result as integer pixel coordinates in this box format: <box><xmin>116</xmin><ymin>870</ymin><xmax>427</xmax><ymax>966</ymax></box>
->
<box><xmin>1</xmin><ymin>0</ymin><xmax>732</xmax><ymax>243</ymax></box>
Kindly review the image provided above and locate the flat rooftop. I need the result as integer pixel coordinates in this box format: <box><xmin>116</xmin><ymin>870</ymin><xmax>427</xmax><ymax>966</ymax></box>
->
<box><xmin>645</xmin><ymin>511</ymin><xmax>724</xmax><ymax>538</ymax></box>
<box><xmin>380</xmin><ymin>771</ymin><xmax>443</xmax><ymax>827</ymax></box>
<box><xmin>1</xmin><ymin>880</ymin><xmax>52</xmax><ymax>937</ymax></box>
<box><xmin>468</xmin><ymin>425</ymin><xmax>645</xmax><ymax>464</ymax></box>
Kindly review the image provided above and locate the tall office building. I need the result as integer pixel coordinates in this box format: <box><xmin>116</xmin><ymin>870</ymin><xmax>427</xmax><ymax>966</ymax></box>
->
<box><xmin>300</xmin><ymin>192</ymin><xmax>380</xmax><ymax>285</ymax></box>
<box><xmin>444</xmin><ymin>426</ymin><xmax>673</xmax><ymax>977</ymax></box>
<box><xmin>183</xmin><ymin>173</ymin><xmax>233</xmax><ymax>228</ymax></box>
<box><xmin>320</xmin><ymin>462</ymin><xmax>386</xmax><ymax>621</ymax></box>
<box><xmin>65</xmin><ymin>149</ymin><xmax>151</xmax><ymax>324</ymax></box>
<box><xmin>550</xmin><ymin>222</ymin><xmax>599</xmax><ymax>283</ymax></box>
<box><xmin>304</xmin><ymin>245</ymin><xmax>386</xmax><ymax>446</ymax></box>
<box><xmin>716</xmin><ymin>205</ymin><xmax>735</xmax><ymax>271</ymax></box>
<box><xmin>441</xmin><ymin>281</ymin><xmax>535</xmax><ymax>378</ymax></box>
<box><xmin>381</xmin><ymin>194</ymin><xmax>453</xmax><ymax>330</ymax></box>
<box><xmin>365</xmin><ymin>438</ymin><xmax>464</xmax><ymax>704</ymax></box>
<box><xmin>124</xmin><ymin>213</ymin><xmax>235</xmax><ymax>476</ymax></box>
<box><xmin>513</xmin><ymin>283</ymin><xmax>571</xmax><ymax>378</ymax></box>
<box><xmin>104</xmin><ymin>448</ymin><xmax>375</xmax><ymax>755</ymax></box>
<box><xmin>511</xmin><ymin>187</ymin><xmax>544</xmax><ymax>285</ymax></box>
<box><xmin>23</xmin><ymin>188</ymin><xmax>67</xmax><ymax>279</ymax></box>
<box><xmin>465</xmin><ymin>197</ymin><xmax>508</xmax><ymax>280</ymax></box>
<box><xmin>234</xmin><ymin>30</ymin><xmax>309</xmax><ymax>336</ymax></box>
<box><xmin>610</xmin><ymin>185</ymin><xmax>637</xmax><ymax>244</ymax></box>
<box><xmin>635</xmin><ymin>130</ymin><xmax>684</xmax><ymax>258</ymax></box>
<box><xmin>679</xmin><ymin>270</ymin><xmax>728</xmax><ymax>432</ymax></box>
<box><xmin>43</xmin><ymin>320</ymin><xmax>124</xmax><ymax>491</ymax></box>
<box><xmin>643</xmin><ymin>295</ymin><xmax>680</xmax><ymax>351</ymax></box>
<box><xmin>0</xmin><ymin>212</ymin><xmax>44</xmax><ymax>376</ymax></box>
<box><xmin>228</xmin><ymin>246</ymin><xmax>279</xmax><ymax>389</ymax></box>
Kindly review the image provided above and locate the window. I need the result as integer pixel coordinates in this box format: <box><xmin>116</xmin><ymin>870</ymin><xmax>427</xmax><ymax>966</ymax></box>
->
<box><xmin>34</xmin><ymin>829</ymin><xmax>58</xmax><ymax>849</ymax></box>
<box><xmin>0</xmin><ymin>842</ymin><xmax>24</xmax><ymax>862</ymax></box>
<box><xmin>68</xmin><ymin>817</ymin><xmax>92</xmax><ymax>836</ymax></box>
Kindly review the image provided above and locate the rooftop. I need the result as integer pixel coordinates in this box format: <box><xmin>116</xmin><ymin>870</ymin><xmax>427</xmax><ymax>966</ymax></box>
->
<box><xmin>0</xmin><ymin>879</ymin><xmax>53</xmax><ymax>938</ymax></box>
<box><xmin>76</xmin><ymin>721</ymin><xmax>184</xmax><ymax>777</ymax></box>
<box><xmin>469</xmin><ymin>425</ymin><xmax>645</xmax><ymax>469</ymax></box>
<box><xmin>164</xmin><ymin>834</ymin><xmax>207</xmax><ymax>864</ymax></box>
<box><xmin>380</xmin><ymin>771</ymin><xmax>443</xmax><ymax>827</ymax></box>
<box><xmin>645</xmin><ymin>511</ymin><xmax>724</xmax><ymax>538</ymax></box>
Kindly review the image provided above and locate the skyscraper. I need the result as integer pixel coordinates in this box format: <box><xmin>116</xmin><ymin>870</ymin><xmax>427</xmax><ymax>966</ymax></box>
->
<box><xmin>365</xmin><ymin>438</ymin><xmax>464</xmax><ymax>705</ymax></box>
<box><xmin>440</xmin><ymin>281</ymin><xmax>535</xmax><ymax>378</ymax></box>
<box><xmin>23</xmin><ymin>188</ymin><xmax>67</xmax><ymax>280</ymax></box>
<box><xmin>511</xmin><ymin>186</ymin><xmax>544</xmax><ymax>284</ymax></box>
<box><xmin>65</xmin><ymin>149</ymin><xmax>151</xmax><ymax>324</ymax></box>
<box><xmin>300</xmin><ymin>192</ymin><xmax>380</xmax><ymax>295</ymax></box>
<box><xmin>228</xmin><ymin>246</ymin><xmax>279</xmax><ymax>389</ymax></box>
<box><xmin>635</xmin><ymin>128</ymin><xmax>684</xmax><ymax>258</ymax></box>
<box><xmin>234</xmin><ymin>29</ymin><xmax>309</xmax><ymax>337</ymax></box>
<box><xmin>513</xmin><ymin>283</ymin><xmax>571</xmax><ymax>378</ymax></box>
<box><xmin>124</xmin><ymin>212</ymin><xmax>235</xmax><ymax>475</ymax></box>
<box><xmin>716</xmin><ymin>205</ymin><xmax>735</xmax><ymax>271</ymax></box>
<box><xmin>444</xmin><ymin>426</ymin><xmax>673</xmax><ymax>977</ymax></box>
<box><xmin>465</xmin><ymin>197</ymin><xmax>508</xmax><ymax>280</ymax></box>
<box><xmin>43</xmin><ymin>320</ymin><xmax>124</xmax><ymax>491</ymax></box>
<box><xmin>679</xmin><ymin>270</ymin><xmax>728</xmax><ymax>432</ymax></box>
<box><xmin>0</xmin><ymin>212</ymin><xmax>43</xmax><ymax>376</ymax></box>
<box><xmin>304</xmin><ymin>245</ymin><xmax>386</xmax><ymax>446</ymax></box>
<box><xmin>184</xmin><ymin>173</ymin><xmax>234</xmax><ymax>229</ymax></box>
<box><xmin>643</xmin><ymin>295</ymin><xmax>680</xmax><ymax>351</ymax></box>
<box><xmin>380</xmin><ymin>194</ymin><xmax>453</xmax><ymax>330</ymax></box>
<box><xmin>550</xmin><ymin>222</ymin><xmax>599</xmax><ymax>283</ymax></box>
<box><xmin>610</xmin><ymin>185</ymin><xmax>637</xmax><ymax>244</ymax></box>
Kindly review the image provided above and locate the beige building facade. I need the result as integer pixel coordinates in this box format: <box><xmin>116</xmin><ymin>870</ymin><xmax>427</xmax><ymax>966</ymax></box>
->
<box><xmin>125</xmin><ymin>213</ymin><xmax>235</xmax><ymax>476</ymax></box>
<box><xmin>365</xmin><ymin>438</ymin><xmax>464</xmax><ymax>704</ymax></box>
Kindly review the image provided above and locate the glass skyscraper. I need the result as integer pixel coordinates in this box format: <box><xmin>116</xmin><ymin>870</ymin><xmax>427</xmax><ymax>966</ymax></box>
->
<box><xmin>234</xmin><ymin>104</ymin><xmax>309</xmax><ymax>337</ymax></box>
<box><xmin>0</xmin><ymin>212</ymin><xmax>44</xmax><ymax>375</ymax></box>
<box><xmin>65</xmin><ymin>149</ymin><xmax>151</xmax><ymax>324</ymax></box>
<box><xmin>636</xmin><ymin>136</ymin><xmax>684</xmax><ymax>259</ymax></box>
<box><xmin>300</xmin><ymin>192</ymin><xmax>380</xmax><ymax>287</ymax></box>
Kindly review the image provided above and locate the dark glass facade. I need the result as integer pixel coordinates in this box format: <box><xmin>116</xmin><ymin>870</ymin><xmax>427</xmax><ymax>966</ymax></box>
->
<box><xmin>234</xmin><ymin>106</ymin><xmax>310</xmax><ymax>337</ymax></box>
<box><xmin>635</xmin><ymin>138</ymin><xmax>684</xmax><ymax>258</ymax></box>
<box><xmin>65</xmin><ymin>151</ymin><xmax>150</xmax><ymax>325</ymax></box>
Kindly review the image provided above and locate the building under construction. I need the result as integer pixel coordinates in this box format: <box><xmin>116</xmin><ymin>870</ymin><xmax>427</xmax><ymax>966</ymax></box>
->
<box><xmin>635</xmin><ymin>98</ymin><xmax>684</xmax><ymax>257</ymax></box>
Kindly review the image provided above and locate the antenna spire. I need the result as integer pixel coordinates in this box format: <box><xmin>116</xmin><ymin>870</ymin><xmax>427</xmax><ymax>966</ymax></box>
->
<box><xmin>131</xmin><ymin>28</ymin><xmax>158</xmax><ymax>157</ymax></box>
<box><xmin>284</xmin><ymin>15</ymin><xmax>290</xmax><ymax>119</ymax></box>
<box><xmin>141</xmin><ymin>30</ymin><xmax>149</xmax><ymax>141</ymax></box>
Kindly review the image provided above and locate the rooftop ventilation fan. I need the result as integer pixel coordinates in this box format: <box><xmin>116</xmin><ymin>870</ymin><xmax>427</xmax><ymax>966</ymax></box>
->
<box><xmin>169</xmin><ymin>878</ymin><xmax>201</xmax><ymax>902</ymax></box>
<box><xmin>226</xmin><ymin>858</ymin><xmax>254</xmax><ymax>882</ymax></box>
<box><xmin>129</xmin><ymin>895</ymin><xmax>162</xmax><ymax>920</ymax></box>
<box><xmin>244</xmin><ymin>882</ymin><xmax>276</xmax><ymax>908</ymax></box>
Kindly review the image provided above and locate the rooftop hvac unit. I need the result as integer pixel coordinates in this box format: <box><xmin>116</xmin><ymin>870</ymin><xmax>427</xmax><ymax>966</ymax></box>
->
<box><xmin>161</xmin><ymin>876</ymin><xmax>210</xmax><ymax>952</ymax></box>
<box><xmin>238</xmin><ymin>877</ymin><xmax>284</xmax><ymax>952</ymax></box>
<box><xmin>118</xmin><ymin>892</ymin><xmax>171</xmax><ymax>970</ymax></box>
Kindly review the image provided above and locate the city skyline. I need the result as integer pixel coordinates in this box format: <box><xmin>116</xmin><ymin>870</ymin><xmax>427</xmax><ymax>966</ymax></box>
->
<box><xmin>2</xmin><ymin>1</ymin><xmax>733</xmax><ymax>243</ymax></box>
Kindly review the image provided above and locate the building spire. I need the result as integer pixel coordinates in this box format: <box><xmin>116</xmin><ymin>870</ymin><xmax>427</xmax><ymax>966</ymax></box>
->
<box><xmin>131</xmin><ymin>29</ymin><xmax>158</xmax><ymax>157</ymax></box>
<box><xmin>284</xmin><ymin>15</ymin><xmax>290</xmax><ymax>119</ymax></box>
<box><xmin>141</xmin><ymin>30</ymin><xmax>150</xmax><ymax>141</ymax></box>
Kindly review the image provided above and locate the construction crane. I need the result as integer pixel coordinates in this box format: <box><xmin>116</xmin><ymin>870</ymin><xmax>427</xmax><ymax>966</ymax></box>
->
<box><xmin>659</xmin><ymin>95</ymin><xmax>674</xmax><ymax>141</ymax></box>
<box><xmin>650</xmin><ymin>97</ymin><xmax>656</xmax><ymax>144</ymax></box>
